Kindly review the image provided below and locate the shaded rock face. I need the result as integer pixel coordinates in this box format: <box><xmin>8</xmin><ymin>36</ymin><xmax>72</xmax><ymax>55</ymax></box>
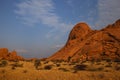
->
<box><xmin>0</xmin><ymin>48</ymin><xmax>24</xmax><ymax>61</ymax></box>
<box><xmin>48</xmin><ymin>19</ymin><xmax>120</xmax><ymax>62</ymax></box>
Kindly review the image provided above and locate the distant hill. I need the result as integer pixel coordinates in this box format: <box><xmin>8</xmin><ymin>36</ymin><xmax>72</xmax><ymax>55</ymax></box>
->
<box><xmin>0</xmin><ymin>48</ymin><xmax>24</xmax><ymax>61</ymax></box>
<box><xmin>48</xmin><ymin>19</ymin><xmax>120</xmax><ymax>62</ymax></box>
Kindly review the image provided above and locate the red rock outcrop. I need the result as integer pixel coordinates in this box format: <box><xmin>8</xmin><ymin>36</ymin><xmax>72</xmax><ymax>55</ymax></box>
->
<box><xmin>48</xmin><ymin>19</ymin><xmax>120</xmax><ymax>62</ymax></box>
<box><xmin>0</xmin><ymin>48</ymin><xmax>24</xmax><ymax>61</ymax></box>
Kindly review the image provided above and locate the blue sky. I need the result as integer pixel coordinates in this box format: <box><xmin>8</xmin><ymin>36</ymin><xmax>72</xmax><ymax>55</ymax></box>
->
<box><xmin>0</xmin><ymin>0</ymin><xmax>120</xmax><ymax>58</ymax></box>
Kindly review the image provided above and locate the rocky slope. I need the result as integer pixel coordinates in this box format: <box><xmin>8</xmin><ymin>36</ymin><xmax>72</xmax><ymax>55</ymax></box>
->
<box><xmin>0</xmin><ymin>48</ymin><xmax>24</xmax><ymax>61</ymax></box>
<box><xmin>48</xmin><ymin>19</ymin><xmax>120</xmax><ymax>62</ymax></box>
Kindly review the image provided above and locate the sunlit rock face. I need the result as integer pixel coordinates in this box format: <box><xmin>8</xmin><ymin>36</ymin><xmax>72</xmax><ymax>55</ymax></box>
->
<box><xmin>48</xmin><ymin>19</ymin><xmax>120</xmax><ymax>62</ymax></box>
<box><xmin>0</xmin><ymin>48</ymin><xmax>24</xmax><ymax>61</ymax></box>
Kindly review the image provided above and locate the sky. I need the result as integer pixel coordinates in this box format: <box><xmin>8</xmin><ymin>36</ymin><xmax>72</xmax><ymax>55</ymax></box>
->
<box><xmin>0</xmin><ymin>0</ymin><xmax>120</xmax><ymax>58</ymax></box>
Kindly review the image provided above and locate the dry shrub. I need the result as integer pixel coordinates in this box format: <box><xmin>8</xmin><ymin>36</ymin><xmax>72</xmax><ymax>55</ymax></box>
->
<box><xmin>69</xmin><ymin>62</ymin><xmax>76</xmax><ymax>65</ymax></box>
<box><xmin>11</xmin><ymin>66</ymin><xmax>16</xmax><ymax>70</ymax></box>
<box><xmin>34</xmin><ymin>59</ymin><xmax>41</xmax><ymax>69</ymax></box>
<box><xmin>56</xmin><ymin>64</ymin><xmax>60</xmax><ymax>67</ymax></box>
<box><xmin>0</xmin><ymin>60</ymin><xmax>8</xmax><ymax>67</ymax></box>
<box><xmin>44</xmin><ymin>65</ymin><xmax>52</xmax><ymax>70</ymax></box>
<box><xmin>43</xmin><ymin>61</ymin><xmax>49</xmax><ymax>64</ymax></box>
<box><xmin>72</xmin><ymin>70</ymin><xmax>77</xmax><ymax>73</ymax></box>
<box><xmin>96</xmin><ymin>62</ymin><xmax>101</xmax><ymax>65</ymax></box>
<box><xmin>113</xmin><ymin>58</ymin><xmax>120</xmax><ymax>62</ymax></box>
<box><xmin>87</xmin><ymin>67</ymin><xmax>104</xmax><ymax>71</ymax></box>
<box><xmin>58</xmin><ymin>68</ymin><xmax>69</xmax><ymax>72</ymax></box>
<box><xmin>105</xmin><ymin>63</ymin><xmax>112</xmax><ymax>67</ymax></box>
<box><xmin>73</xmin><ymin>64</ymin><xmax>87</xmax><ymax>70</ymax></box>
<box><xmin>114</xmin><ymin>63</ymin><xmax>120</xmax><ymax>70</ymax></box>
<box><xmin>23</xmin><ymin>70</ymin><xmax>28</xmax><ymax>73</ymax></box>
<box><xmin>11</xmin><ymin>62</ymin><xmax>23</xmax><ymax>68</ymax></box>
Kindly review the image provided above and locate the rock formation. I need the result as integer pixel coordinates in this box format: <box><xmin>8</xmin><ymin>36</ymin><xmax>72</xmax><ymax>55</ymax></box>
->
<box><xmin>0</xmin><ymin>48</ymin><xmax>24</xmax><ymax>61</ymax></box>
<box><xmin>48</xmin><ymin>19</ymin><xmax>120</xmax><ymax>62</ymax></box>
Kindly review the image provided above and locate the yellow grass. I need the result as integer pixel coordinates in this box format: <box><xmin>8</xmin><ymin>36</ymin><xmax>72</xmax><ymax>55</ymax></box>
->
<box><xmin>0</xmin><ymin>60</ymin><xmax>120</xmax><ymax>80</ymax></box>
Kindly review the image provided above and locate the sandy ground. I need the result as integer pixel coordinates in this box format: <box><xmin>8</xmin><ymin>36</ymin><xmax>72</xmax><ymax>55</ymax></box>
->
<box><xmin>0</xmin><ymin>60</ymin><xmax>120</xmax><ymax>80</ymax></box>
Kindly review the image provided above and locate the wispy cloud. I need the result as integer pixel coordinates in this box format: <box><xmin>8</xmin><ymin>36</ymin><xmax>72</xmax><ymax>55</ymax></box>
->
<box><xmin>96</xmin><ymin>0</ymin><xmax>120</xmax><ymax>29</ymax></box>
<box><xmin>51</xmin><ymin>44</ymin><xmax>64</xmax><ymax>49</ymax></box>
<box><xmin>15</xmin><ymin>0</ymin><xmax>73</xmax><ymax>39</ymax></box>
<box><xmin>15</xmin><ymin>49</ymin><xmax>28</xmax><ymax>53</ymax></box>
<box><xmin>66</xmin><ymin>0</ymin><xmax>74</xmax><ymax>7</ymax></box>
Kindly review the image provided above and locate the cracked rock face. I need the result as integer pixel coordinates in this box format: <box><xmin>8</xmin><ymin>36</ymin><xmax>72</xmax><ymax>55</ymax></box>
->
<box><xmin>48</xmin><ymin>19</ymin><xmax>120</xmax><ymax>62</ymax></box>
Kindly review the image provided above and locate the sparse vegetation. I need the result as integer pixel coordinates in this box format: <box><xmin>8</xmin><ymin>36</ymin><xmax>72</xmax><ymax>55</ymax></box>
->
<box><xmin>11</xmin><ymin>66</ymin><xmax>16</xmax><ymax>70</ymax></box>
<box><xmin>10</xmin><ymin>62</ymin><xmax>23</xmax><ymax>68</ymax></box>
<box><xmin>105</xmin><ymin>63</ymin><xmax>112</xmax><ymax>67</ymax></box>
<box><xmin>56</xmin><ymin>63</ymin><xmax>60</xmax><ymax>67</ymax></box>
<box><xmin>87</xmin><ymin>67</ymin><xmax>104</xmax><ymax>71</ymax></box>
<box><xmin>58</xmin><ymin>68</ymin><xmax>69</xmax><ymax>72</ymax></box>
<box><xmin>44</xmin><ymin>65</ymin><xmax>52</xmax><ymax>70</ymax></box>
<box><xmin>34</xmin><ymin>59</ymin><xmax>41</xmax><ymax>69</ymax></box>
<box><xmin>73</xmin><ymin>64</ymin><xmax>87</xmax><ymax>70</ymax></box>
<box><xmin>0</xmin><ymin>60</ymin><xmax>120</xmax><ymax>80</ymax></box>
<box><xmin>0</xmin><ymin>60</ymin><xmax>8</xmax><ymax>67</ymax></box>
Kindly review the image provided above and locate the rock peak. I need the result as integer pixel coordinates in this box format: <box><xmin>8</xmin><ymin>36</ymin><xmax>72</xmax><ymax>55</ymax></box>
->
<box><xmin>48</xmin><ymin>19</ymin><xmax>120</xmax><ymax>62</ymax></box>
<box><xmin>68</xmin><ymin>22</ymin><xmax>91</xmax><ymax>41</ymax></box>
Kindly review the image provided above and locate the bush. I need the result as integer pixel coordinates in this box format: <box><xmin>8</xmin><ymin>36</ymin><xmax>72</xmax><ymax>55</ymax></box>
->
<box><xmin>11</xmin><ymin>66</ymin><xmax>16</xmax><ymax>70</ymax></box>
<box><xmin>43</xmin><ymin>61</ymin><xmax>49</xmax><ymax>64</ymax></box>
<box><xmin>11</xmin><ymin>62</ymin><xmax>23</xmax><ymax>68</ymax></box>
<box><xmin>0</xmin><ymin>60</ymin><xmax>8</xmax><ymax>67</ymax></box>
<box><xmin>113</xmin><ymin>58</ymin><xmax>120</xmax><ymax>62</ymax></box>
<box><xmin>87</xmin><ymin>67</ymin><xmax>104</xmax><ymax>71</ymax></box>
<box><xmin>34</xmin><ymin>59</ymin><xmax>41</xmax><ymax>69</ymax></box>
<box><xmin>56</xmin><ymin>64</ymin><xmax>60</xmax><ymax>67</ymax></box>
<box><xmin>114</xmin><ymin>64</ymin><xmax>120</xmax><ymax>70</ymax></box>
<box><xmin>73</xmin><ymin>64</ymin><xmax>87</xmax><ymax>70</ymax></box>
<box><xmin>23</xmin><ymin>70</ymin><xmax>28</xmax><ymax>73</ymax></box>
<box><xmin>115</xmin><ymin>66</ymin><xmax>120</xmax><ymax>70</ymax></box>
<box><xmin>44</xmin><ymin>65</ymin><xmax>52</xmax><ymax>70</ymax></box>
<box><xmin>58</xmin><ymin>68</ymin><xmax>69</xmax><ymax>72</ymax></box>
<box><xmin>72</xmin><ymin>70</ymin><xmax>77</xmax><ymax>73</ymax></box>
<box><xmin>105</xmin><ymin>63</ymin><xmax>112</xmax><ymax>67</ymax></box>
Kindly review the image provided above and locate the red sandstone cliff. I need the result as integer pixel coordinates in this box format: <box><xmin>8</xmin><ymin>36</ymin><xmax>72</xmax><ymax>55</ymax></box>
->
<box><xmin>48</xmin><ymin>19</ymin><xmax>120</xmax><ymax>62</ymax></box>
